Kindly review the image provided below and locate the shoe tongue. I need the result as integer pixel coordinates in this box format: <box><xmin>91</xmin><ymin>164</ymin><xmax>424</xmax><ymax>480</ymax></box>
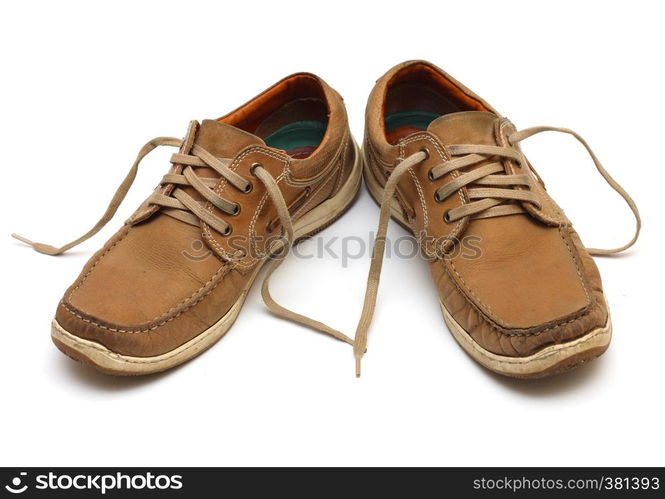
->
<box><xmin>175</xmin><ymin>120</ymin><xmax>265</xmax><ymax>205</ymax></box>
<box><xmin>193</xmin><ymin>119</ymin><xmax>265</xmax><ymax>158</ymax></box>
<box><xmin>427</xmin><ymin>111</ymin><xmax>499</xmax><ymax>146</ymax></box>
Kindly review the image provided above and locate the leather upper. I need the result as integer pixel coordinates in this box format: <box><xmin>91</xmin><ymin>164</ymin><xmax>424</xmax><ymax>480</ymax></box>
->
<box><xmin>363</xmin><ymin>60</ymin><xmax>608</xmax><ymax>357</ymax></box>
<box><xmin>56</xmin><ymin>73</ymin><xmax>355</xmax><ymax>357</ymax></box>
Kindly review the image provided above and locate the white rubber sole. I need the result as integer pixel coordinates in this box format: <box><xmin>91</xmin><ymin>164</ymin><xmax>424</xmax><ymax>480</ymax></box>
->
<box><xmin>52</xmin><ymin>141</ymin><xmax>363</xmax><ymax>375</ymax></box>
<box><xmin>441</xmin><ymin>301</ymin><xmax>611</xmax><ymax>378</ymax></box>
<box><xmin>361</xmin><ymin>147</ymin><xmax>611</xmax><ymax>378</ymax></box>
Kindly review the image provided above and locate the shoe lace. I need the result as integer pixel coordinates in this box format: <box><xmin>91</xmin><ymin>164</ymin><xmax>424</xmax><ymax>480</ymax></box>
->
<box><xmin>12</xmin><ymin>136</ymin><xmax>251</xmax><ymax>254</ymax></box>
<box><xmin>352</xmin><ymin>126</ymin><xmax>641</xmax><ymax>376</ymax></box>
<box><xmin>12</xmin><ymin>134</ymin><xmax>355</xmax><ymax>347</ymax></box>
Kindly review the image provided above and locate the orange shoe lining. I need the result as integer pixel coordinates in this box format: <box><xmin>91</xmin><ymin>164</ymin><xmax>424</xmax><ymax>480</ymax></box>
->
<box><xmin>383</xmin><ymin>62</ymin><xmax>490</xmax><ymax>144</ymax></box>
<box><xmin>221</xmin><ymin>74</ymin><xmax>328</xmax><ymax>137</ymax></box>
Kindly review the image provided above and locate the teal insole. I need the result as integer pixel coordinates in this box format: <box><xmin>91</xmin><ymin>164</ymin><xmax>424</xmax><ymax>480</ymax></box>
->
<box><xmin>385</xmin><ymin>110</ymin><xmax>441</xmax><ymax>131</ymax></box>
<box><xmin>264</xmin><ymin>120</ymin><xmax>327</xmax><ymax>151</ymax></box>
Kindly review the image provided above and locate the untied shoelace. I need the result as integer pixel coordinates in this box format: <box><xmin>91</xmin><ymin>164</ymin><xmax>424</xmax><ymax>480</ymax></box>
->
<box><xmin>12</xmin><ymin>133</ymin><xmax>355</xmax><ymax>346</ymax></box>
<box><xmin>12</xmin><ymin>126</ymin><xmax>641</xmax><ymax>376</ymax></box>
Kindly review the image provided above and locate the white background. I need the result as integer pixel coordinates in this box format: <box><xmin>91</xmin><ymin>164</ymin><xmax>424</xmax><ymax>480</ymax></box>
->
<box><xmin>1</xmin><ymin>0</ymin><xmax>663</xmax><ymax>467</ymax></box>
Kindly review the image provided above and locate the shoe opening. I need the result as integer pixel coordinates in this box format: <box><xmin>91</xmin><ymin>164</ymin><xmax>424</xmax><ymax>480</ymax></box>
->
<box><xmin>222</xmin><ymin>74</ymin><xmax>329</xmax><ymax>158</ymax></box>
<box><xmin>383</xmin><ymin>62</ymin><xmax>489</xmax><ymax>144</ymax></box>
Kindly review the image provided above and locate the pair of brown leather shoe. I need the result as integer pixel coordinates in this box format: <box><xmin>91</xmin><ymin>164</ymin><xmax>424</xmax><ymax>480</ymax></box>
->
<box><xmin>15</xmin><ymin>60</ymin><xmax>640</xmax><ymax>378</ymax></box>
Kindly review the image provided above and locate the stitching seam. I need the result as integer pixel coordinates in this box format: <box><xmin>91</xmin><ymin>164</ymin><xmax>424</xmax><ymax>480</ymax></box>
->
<box><xmin>399</xmin><ymin>134</ymin><xmax>466</xmax><ymax>248</ymax></box>
<box><xmin>442</xmin><ymin>261</ymin><xmax>593</xmax><ymax>339</ymax></box>
<box><xmin>202</xmin><ymin>148</ymin><xmax>289</xmax><ymax>268</ymax></box>
<box><xmin>61</xmin><ymin>262</ymin><xmax>231</xmax><ymax>334</ymax></box>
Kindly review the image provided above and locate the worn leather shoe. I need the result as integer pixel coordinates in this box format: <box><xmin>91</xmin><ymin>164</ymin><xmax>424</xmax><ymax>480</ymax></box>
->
<box><xmin>356</xmin><ymin>60</ymin><xmax>640</xmax><ymax>378</ymax></box>
<box><xmin>15</xmin><ymin>73</ymin><xmax>361</xmax><ymax>375</ymax></box>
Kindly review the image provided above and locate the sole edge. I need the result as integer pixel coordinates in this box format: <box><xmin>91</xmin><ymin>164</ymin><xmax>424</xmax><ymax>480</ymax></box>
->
<box><xmin>440</xmin><ymin>301</ymin><xmax>612</xmax><ymax>379</ymax></box>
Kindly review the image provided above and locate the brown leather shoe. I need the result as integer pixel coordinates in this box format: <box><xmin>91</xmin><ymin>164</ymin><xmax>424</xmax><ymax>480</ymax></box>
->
<box><xmin>15</xmin><ymin>73</ymin><xmax>361</xmax><ymax>375</ymax></box>
<box><xmin>355</xmin><ymin>60</ymin><xmax>640</xmax><ymax>378</ymax></box>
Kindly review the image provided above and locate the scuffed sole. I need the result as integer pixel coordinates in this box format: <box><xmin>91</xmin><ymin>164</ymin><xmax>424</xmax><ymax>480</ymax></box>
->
<box><xmin>52</xmin><ymin>295</ymin><xmax>245</xmax><ymax>376</ymax></box>
<box><xmin>440</xmin><ymin>301</ymin><xmax>611</xmax><ymax>379</ymax></box>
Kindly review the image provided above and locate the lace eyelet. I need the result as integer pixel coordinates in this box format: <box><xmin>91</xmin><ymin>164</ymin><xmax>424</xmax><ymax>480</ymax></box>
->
<box><xmin>230</xmin><ymin>204</ymin><xmax>241</xmax><ymax>216</ymax></box>
<box><xmin>434</xmin><ymin>191</ymin><xmax>443</xmax><ymax>203</ymax></box>
<box><xmin>443</xmin><ymin>211</ymin><xmax>452</xmax><ymax>223</ymax></box>
<box><xmin>243</xmin><ymin>182</ymin><xmax>253</xmax><ymax>193</ymax></box>
<box><xmin>222</xmin><ymin>225</ymin><xmax>232</xmax><ymax>236</ymax></box>
<box><xmin>250</xmin><ymin>162</ymin><xmax>262</xmax><ymax>176</ymax></box>
<box><xmin>420</xmin><ymin>147</ymin><xmax>430</xmax><ymax>160</ymax></box>
<box><xmin>427</xmin><ymin>168</ymin><xmax>436</xmax><ymax>181</ymax></box>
